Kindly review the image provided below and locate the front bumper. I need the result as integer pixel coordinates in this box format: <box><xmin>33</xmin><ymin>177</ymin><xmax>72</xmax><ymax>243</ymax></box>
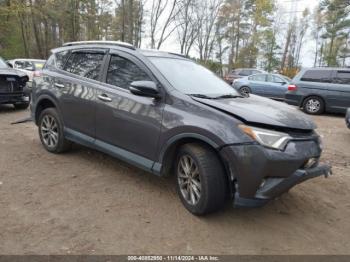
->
<box><xmin>220</xmin><ymin>139</ymin><xmax>332</xmax><ymax>208</ymax></box>
<box><xmin>0</xmin><ymin>93</ymin><xmax>30</xmax><ymax>104</ymax></box>
<box><xmin>233</xmin><ymin>164</ymin><xmax>332</xmax><ymax>207</ymax></box>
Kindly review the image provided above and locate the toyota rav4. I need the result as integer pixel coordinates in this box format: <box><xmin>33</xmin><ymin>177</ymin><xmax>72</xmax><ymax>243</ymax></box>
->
<box><xmin>30</xmin><ymin>41</ymin><xmax>332</xmax><ymax>215</ymax></box>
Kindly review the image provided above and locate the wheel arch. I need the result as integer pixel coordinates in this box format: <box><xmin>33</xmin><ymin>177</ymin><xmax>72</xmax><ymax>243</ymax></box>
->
<box><xmin>301</xmin><ymin>94</ymin><xmax>326</xmax><ymax>109</ymax></box>
<box><xmin>34</xmin><ymin>95</ymin><xmax>60</xmax><ymax>125</ymax></box>
<box><xmin>158</xmin><ymin>134</ymin><xmax>234</xmax><ymax>196</ymax></box>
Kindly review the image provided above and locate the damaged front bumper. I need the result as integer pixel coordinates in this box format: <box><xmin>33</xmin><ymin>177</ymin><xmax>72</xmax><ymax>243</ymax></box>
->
<box><xmin>220</xmin><ymin>138</ymin><xmax>332</xmax><ymax>208</ymax></box>
<box><xmin>233</xmin><ymin>164</ymin><xmax>332</xmax><ymax>207</ymax></box>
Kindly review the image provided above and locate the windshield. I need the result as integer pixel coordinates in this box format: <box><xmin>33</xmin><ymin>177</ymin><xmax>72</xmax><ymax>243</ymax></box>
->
<box><xmin>34</xmin><ymin>62</ymin><xmax>45</xmax><ymax>70</ymax></box>
<box><xmin>0</xmin><ymin>58</ymin><xmax>8</xmax><ymax>69</ymax></box>
<box><xmin>149</xmin><ymin>57</ymin><xmax>239</xmax><ymax>97</ymax></box>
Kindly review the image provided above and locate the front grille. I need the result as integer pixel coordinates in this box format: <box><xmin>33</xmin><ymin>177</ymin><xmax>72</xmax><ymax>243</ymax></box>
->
<box><xmin>0</xmin><ymin>76</ymin><xmax>24</xmax><ymax>93</ymax></box>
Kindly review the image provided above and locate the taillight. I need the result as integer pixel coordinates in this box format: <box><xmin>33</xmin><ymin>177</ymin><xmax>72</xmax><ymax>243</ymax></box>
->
<box><xmin>288</xmin><ymin>84</ymin><xmax>297</xmax><ymax>91</ymax></box>
<box><xmin>33</xmin><ymin>71</ymin><xmax>42</xmax><ymax>78</ymax></box>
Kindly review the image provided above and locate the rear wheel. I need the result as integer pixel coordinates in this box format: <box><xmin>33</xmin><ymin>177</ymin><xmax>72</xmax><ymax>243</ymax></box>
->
<box><xmin>13</xmin><ymin>102</ymin><xmax>29</xmax><ymax>110</ymax></box>
<box><xmin>38</xmin><ymin>108</ymin><xmax>71</xmax><ymax>153</ymax></box>
<box><xmin>175</xmin><ymin>143</ymin><xmax>227</xmax><ymax>215</ymax></box>
<box><xmin>302</xmin><ymin>96</ymin><xmax>325</xmax><ymax>115</ymax></box>
<box><xmin>239</xmin><ymin>86</ymin><xmax>251</xmax><ymax>97</ymax></box>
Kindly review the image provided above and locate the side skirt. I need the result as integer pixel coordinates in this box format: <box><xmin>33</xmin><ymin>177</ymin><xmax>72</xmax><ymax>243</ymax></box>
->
<box><xmin>64</xmin><ymin>128</ymin><xmax>162</xmax><ymax>176</ymax></box>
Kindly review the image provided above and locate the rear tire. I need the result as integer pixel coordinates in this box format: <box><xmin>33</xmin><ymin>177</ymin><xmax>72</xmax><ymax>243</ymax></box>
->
<box><xmin>175</xmin><ymin>143</ymin><xmax>227</xmax><ymax>215</ymax></box>
<box><xmin>239</xmin><ymin>86</ymin><xmax>251</xmax><ymax>97</ymax></box>
<box><xmin>38</xmin><ymin>108</ymin><xmax>71</xmax><ymax>153</ymax></box>
<box><xmin>302</xmin><ymin>96</ymin><xmax>325</xmax><ymax>115</ymax></box>
<box><xmin>13</xmin><ymin>102</ymin><xmax>29</xmax><ymax>110</ymax></box>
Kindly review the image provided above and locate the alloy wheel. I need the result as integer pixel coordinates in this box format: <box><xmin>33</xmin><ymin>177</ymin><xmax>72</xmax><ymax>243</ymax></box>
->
<box><xmin>177</xmin><ymin>155</ymin><xmax>202</xmax><ymax>205</ymax></box>
<box><xmin>240</xmin><ymin>87</ymin><xmax>250</xmax><ymax>97</ymax></box>
<box><xmin>40</xmin><ymin>115</ymin><xmax>59</xmax><ymax>148</ymax></box>
<box><xmin>306</xmin><ymin>99</ymin><xmax>321</xmax><ymax>113</ymax></box>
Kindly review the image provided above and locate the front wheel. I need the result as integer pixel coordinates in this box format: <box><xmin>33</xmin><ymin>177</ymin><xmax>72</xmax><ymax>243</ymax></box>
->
<box><xmin>175</xmin><ymin>143</ymin><xmax>227</xmax><ymax>215</ymax></box>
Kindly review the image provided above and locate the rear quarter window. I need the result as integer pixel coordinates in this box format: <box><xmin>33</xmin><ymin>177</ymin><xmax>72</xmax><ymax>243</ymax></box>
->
<box><xmin>300</xmin><ymin>70</ymin><xmax>333</xmax><ymax>83</ymax></box>
<box><xmin>334</xmin><ymin>71</ymin><xmax>350</xmax><ymax>85</ymax></box>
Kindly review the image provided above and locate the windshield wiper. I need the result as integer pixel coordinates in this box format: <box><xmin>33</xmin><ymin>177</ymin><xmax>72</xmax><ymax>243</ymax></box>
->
<box><xmin>213</xmin><ymin>94</ymin><xmax>243</xmax><ymax>99</ymax></box>
<box><xmin>188</xmin><ymin>94</ymin><xmax>215</xmax><ymax>99</ymax></box>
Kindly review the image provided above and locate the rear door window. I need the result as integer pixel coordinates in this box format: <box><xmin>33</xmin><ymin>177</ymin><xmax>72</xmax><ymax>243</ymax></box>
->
<box><xmin>106</xmin><ymin>55</ymin><xmax>151</xmax><ymax>89</ymax></box>
<box><xmin>64</xmin><ymin>52</ymin><xmax>105</xmax><ymax>80</ymax></box>
<box><xmin>249</xmin><ymin>74</ymin><xmax>267</xmax><ymax>82</ymax></box>
<box><xmin>300</xmin><ymin>70</ymin><xmax>332</xmax><ymax>83</ymax></box>
<box><xmin>334</xmin><ymin>71</ymin><xmax>350</xmax><ymax>85</ymax></box>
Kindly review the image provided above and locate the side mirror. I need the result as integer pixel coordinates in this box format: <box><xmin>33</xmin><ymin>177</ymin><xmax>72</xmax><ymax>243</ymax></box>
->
<box><xmin>129</xmin><ymin>81</ymin><xmax>160</xmax><ymax>98</ymax></box>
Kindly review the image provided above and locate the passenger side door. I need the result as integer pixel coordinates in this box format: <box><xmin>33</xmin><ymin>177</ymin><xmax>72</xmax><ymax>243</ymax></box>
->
<box><xmin>248</xmin><ymin>74</ymin><xmax>268</xmax><ymax>95</ymax></box>
<box><xmin>54</xmin><ymin>49</ymin><xmax>107</xmax><ymax>138</ymax></box>
<box><xmin>95</xmin><ymin>51</ymin><xmax>164</xmax><ymax>167</ymax></box>
<box><xmin>266</xmin><ymin>74</ymin><xmax>289</xmax><ymax>99</ymax></box>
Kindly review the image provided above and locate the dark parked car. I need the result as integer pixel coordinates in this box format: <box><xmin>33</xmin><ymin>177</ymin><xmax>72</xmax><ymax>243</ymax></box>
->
<box><xmin>346</xmin><ymin>108</ymin><xmax>350</xmax><ymax>129</ymax></box>
<box><xmin>0</xmin><ymin>57</ymin><xmax>30</xmax><ymax>109</ymax></box>
<box><xmin>285</xmin><ymin>68</ymin><xmax>350</xmax><ymax>114</ymax></box>
<box><xmin>224</xmin><ymin>68</ymin><xmax>265</xmax><ymax>84</ymax></box>
<box><xmin>232</xmin><ymin>73</ymin><xmax>291</xmax><ymax>100</ymax></box>
<box><xmin>31</xmin><ymin>41</ymin><xmax>331</xmax><ymax>215</ymax></box>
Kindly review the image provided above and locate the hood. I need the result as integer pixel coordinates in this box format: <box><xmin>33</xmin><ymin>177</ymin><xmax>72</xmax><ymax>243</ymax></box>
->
<box><xmin>0</xmin><ymin>68</ymin><xmax>28</xmax><ymax>78</ymax></box>
<box><xmin>192</xmin><ymin>94</ymin><xmax>316</xmax><ymax>130</ymax></box>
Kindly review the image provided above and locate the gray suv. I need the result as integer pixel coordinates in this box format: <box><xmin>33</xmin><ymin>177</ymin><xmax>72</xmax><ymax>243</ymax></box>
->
<box><xmin>31</xmin><ymin>41</ymin><xmax>331</xmax><ymax>215</ymax></box>
<box><xmin>285</xmin><ymin>68</ymin><xmax>350</xmax><ymax>114</ymax></box>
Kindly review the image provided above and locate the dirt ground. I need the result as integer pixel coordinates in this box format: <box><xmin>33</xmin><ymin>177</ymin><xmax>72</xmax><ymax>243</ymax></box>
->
<box><xmin>0</xmin><ymin>105</ymin><xmax>349</xmax><ymax>255</ymax></box>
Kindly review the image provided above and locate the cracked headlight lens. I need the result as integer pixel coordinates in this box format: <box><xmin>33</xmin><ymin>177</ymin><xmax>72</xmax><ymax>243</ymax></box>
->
<box><xmin>238</xmin><ymin>124</ymin><xmax>292</xmax><ymax>150</ymax></box>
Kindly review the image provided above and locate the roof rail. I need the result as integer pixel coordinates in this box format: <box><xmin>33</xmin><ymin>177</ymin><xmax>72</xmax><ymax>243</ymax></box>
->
<box><xmin>62</xmin><ymin>41</ymin><xmax>136</xmax><ymax>50</ymax></box>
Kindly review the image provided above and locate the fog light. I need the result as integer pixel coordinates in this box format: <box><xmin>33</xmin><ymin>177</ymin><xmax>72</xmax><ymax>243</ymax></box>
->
<box><xmin>304</xmin><ymin>158</ymin><xmax>317</xmax><ymax>169</ymax></box>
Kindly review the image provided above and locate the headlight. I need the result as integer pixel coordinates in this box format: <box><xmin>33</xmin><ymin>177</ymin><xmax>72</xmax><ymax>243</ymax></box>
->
<box><xmin>238</xmin><ymin>124</ymin><xmax>291</xmax><ymax>150</ymax></box>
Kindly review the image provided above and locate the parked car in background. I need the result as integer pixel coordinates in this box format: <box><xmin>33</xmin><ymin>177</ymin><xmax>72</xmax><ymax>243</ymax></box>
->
<box><xmin>7</xmin><ymin>59</ymin><xmax>46</xmax><ymax>81</ymax></box>
<box><xmin>232</xmin><ymin>73</ymin><xmax>291</xmax><ymax>100</ymax></box>
<box><xmin>31</xmin><ymin>41</ymin><xmax>331</xmax><ymax>215</ymax></box>
<box><xmin>285</xmin><ymin>68</ymin><xmax>350</xmax><ymax>115</ymax></box>
<box><xmin>224</xmin><ymin>68</ymin><xmax>265</xmax><ymax>84</ymax></box>
<box><xmin>346</xmin><ymin>108</ymin><xmax>350</xmax><ymax>129</ymax></box>
<box><xmin>0</xmin><ymin>57</ymin><xmax>30</xmax><ymax>109</ymax></box>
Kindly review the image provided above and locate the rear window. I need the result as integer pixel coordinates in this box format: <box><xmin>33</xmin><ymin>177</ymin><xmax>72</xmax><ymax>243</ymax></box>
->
<box><xmin>64</xmin><ymin>52</ymin><xmax>104</xmax><ymax>80</ymax></box>
<box><xmin>300</xmin><ymin>70</ymin><xmax>333</xmax><ymax>83</ymax></box>
<box><xmin>334</xmin><ymin>71</ymin><xmax>350</xmax><ymax>85</ymax></box>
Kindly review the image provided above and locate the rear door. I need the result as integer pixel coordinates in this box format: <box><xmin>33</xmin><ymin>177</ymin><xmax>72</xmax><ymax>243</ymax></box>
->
<box><xmin>54</xmin><ymin>48</ymin><xmax>107</xmax><ymax>137</ymax></box>
<box><xmin>95</xmin><ymin>50</ymin><xmax>164</xmax><ymax>166</ymax></box>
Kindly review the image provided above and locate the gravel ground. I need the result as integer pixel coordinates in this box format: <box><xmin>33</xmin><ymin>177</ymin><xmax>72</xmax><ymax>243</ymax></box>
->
<box><xmin>0</xmin><ymin>105</ymin><xmax>349</xmax><ymax>255</ymax></box>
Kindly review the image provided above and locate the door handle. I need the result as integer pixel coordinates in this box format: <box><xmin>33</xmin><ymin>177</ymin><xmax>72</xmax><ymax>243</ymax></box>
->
<box><xmin>98</xmin><ymin>94</ymin><xmax>112</xmax><ymax>102</ymax></box>
<box><xmin>54</xmin><ymin>83</ymin><xmax>65</xmax><ymax>89</ymax></box>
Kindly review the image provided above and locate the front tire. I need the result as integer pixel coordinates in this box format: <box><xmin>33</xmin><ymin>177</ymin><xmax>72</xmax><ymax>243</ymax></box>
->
<box><xmin>175</xmin><ymin>143</ymin><xmax>227</xmax><ymax>215</ymax></box>
<box><xmin>38</xmin><ymin>108</ymin><xmax>71</xmax><ymax>153</ymax></box>
<box><xmin>302</xmin><ymin>96</ymin><xmax>325</xmax><ymax>115</ymax></box>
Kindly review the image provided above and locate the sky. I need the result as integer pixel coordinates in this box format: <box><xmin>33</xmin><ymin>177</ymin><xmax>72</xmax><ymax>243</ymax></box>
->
<box><xmin>144</xmin><ymin>0</ymin><xmax>321</xmax><ymax>68</ymax></box>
